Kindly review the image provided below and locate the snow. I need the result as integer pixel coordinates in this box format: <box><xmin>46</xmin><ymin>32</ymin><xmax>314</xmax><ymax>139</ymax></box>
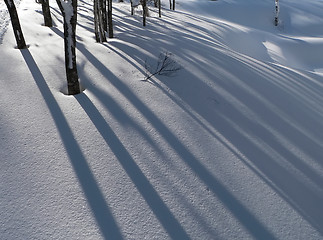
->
<box><xmin>1</xmin><ymin>0</ymin><xmax>323</xmax><ymax>239</ymax></box>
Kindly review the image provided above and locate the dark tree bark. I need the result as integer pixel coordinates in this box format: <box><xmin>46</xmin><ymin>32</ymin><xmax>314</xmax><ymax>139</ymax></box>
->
<box><xmin>4</xmin><ymin>0</ymin><xmax>27</xmax><ymax>49</ymax></box>
<box><xmin>142</xmin><ymin>0</ymin><xmax>147</xmax><ymax>26</ymax></box>
<box><xmin>102</xmin><ymin>0</ymin><xmax>107</xmax><ymax>31</ymax></box>
<box><xmin>130</xmin><ymin>0</ymin><xmax>135</xmax><ymax>15</ymax></box>
<box><xmin>94</xmin><ymin>0</ymin><xmax>100</xmax><ymax>41</ymax></box>
<box><xmin>107</xmin><ymin>0</ymin><xmax>113</xmax><ymax>38</ymax></box>
<box><xmin>275</xmin><ymin>0</ymin><xmax>279</xmax><ymax>26</ymax></box>
<box><xmin>56</xmin><ymin>0</ymin><xmax>80</xmax><ymax>95</ymax></box>
<box><xmin>94</xmin><ymin>0</ymin><xmax>107</xmax><ymax>42</ymax></box>
<box><xmin>172</xmin><ymin>0</ymin><xmax>175</xmax><ymax>10</ymax></box>
<box><xmin>158</xmin><ymin>0</ymin><xmax>161</xmax><ymax>17</ymax></box>
<box><xmin>41</xmin><ymin>0</ymin><xmax>53</xmax><ymax>27</ymax></box>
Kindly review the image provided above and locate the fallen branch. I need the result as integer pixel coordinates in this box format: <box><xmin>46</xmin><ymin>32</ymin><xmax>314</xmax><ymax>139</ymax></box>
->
<box><xmin>144</xmin><ymin>52</ymin><xmax>181</xmax><ymax>81</ymax></box>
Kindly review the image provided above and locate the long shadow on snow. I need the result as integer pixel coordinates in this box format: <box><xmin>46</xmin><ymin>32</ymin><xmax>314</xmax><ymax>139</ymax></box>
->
<box><xmin>109</xmin><ymin>12</ymin><xmax>323</xmax><ymax>174</ymax></box>
<box><xmin>78</xmin><ymin>68</ymin><xmax>219</xmax><ymax>236</ymax></box>
<box><xmin>117</xmin><ymin>3</ymin><xmax>323</xmax><ymax>183</ymax></box>
<box><xmin>75</xmin><ymin>41</ymin><xmax>276</xmax><ymax>240</ymax></box>
<box><xmin>48</xmin><ymin>25</ymin><xmax>192</xmax><ymax>238</ymax></box>
<box><xmin>155</xmin><ymin>36</ymin><xmax>323</xmax><ymax>235</ymax></box>
<box><xmin>81</xmin><ymin>81</ymin><xmax>219</xmax><ymax>237</ymax></box>
<box><xmin>150</xmin><ymin>16</ymin><xmax>323</xmax><ymax>232</ymax></box>
<box><xmin>20</xmin><ymin>49</ymin><xmax>123</xmax><ymax>240</ymax></box>
<box><xmin>50</xmin><ymin>3</ymin><xmax>322</xmax><ymax>236</ymax></box>
<box><xmin>109</xmin><ymin>8</ymin><xmax>323</xmax><ymax>235</ymax></box>
<box><xmin>75</xmin><ymin>93</ymin><xmax>191</xmax><ymax>240</ymax></box>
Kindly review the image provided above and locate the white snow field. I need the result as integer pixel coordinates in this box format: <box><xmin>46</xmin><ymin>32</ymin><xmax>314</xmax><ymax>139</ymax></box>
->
<box><xmin>1</xmin><ymin>0</ymin><xmax>323</xmax><ymax>239</ymax></box>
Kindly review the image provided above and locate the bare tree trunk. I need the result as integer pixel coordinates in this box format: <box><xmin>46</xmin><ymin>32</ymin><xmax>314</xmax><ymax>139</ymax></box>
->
<box><xmin>142</xmin><ymin>0</ymin><xmax>147</xmax><ymax>26</ymax></box>
<box><xmin>172</xmin><ymin>0</ymin><xmax>175</xmax><ymax>10</ymax></box>
<box><xmin>130</xmin><ymin>0</ymin><xmax>134</xmax><ymax>15</ymax></box>
<box><xmin>56</xmin><ymin>0</ymin><xmax>80</xmax><ymax>95</ymax></box>
<box><xmin>94</xmin><ymin>0</ymin><xmax>107</xmax><ymax>43</ymax></box>
<box><xmin>107</xmin><ymin>0</ymin><xmax>113</xmax><ymax>38</ymax></box>
<box><xmin>41</xmin><ymin>0</ymin><xmax>53</xmax><ymax>27</ymax></box>
<box><xmin>274</xmin><ymin>0</ymin><xmax>279</xmax><ymax>26</ymax></box>
<box><xmin>158</xmin><ymin>0</ymin><xmax>161</xmax><ymax>17</ymax></box>
<box><xmin>169</xmin><ymin>0</ymin><xmax>172</xmax><ymax>10</ymax></box>
<box><xmin>102</xmin><ymin>0</ymin><xmax>107</xmax><ymax>31</ymax></box>
<box><xmin>4</xmin><ymin>0</ymin><xmax>27</xmax><ymax>49</ymax></box>
<box><xmin>94</xmin><ymin>0</ymin><xmax>100</xmax><ymax>41</ymax></box>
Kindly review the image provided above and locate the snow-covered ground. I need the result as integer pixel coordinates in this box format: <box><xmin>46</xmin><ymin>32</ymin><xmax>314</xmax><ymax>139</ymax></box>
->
<box><xmin>1</xmin><ymin>0</ymin><xmax>323</xmax><ymax>239</ymax></box>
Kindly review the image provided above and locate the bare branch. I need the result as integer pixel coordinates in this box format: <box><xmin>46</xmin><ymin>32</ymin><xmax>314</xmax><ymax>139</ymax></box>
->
<box><xmin>143</xmin><ymin>52</ymin><xmax>181</xmax><ymax>81</ymax></box>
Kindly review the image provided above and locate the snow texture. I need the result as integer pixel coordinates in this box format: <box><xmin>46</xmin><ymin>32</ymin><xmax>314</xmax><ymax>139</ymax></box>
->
<box><xmin>1</xmin><ymin>0</ymin><xmax>323</xmax><ymax>239</ymax></box>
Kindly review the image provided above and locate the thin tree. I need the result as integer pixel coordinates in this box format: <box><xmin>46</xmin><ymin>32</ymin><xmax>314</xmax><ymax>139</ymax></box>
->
<box><xmin>142</xmin><ymin>0</ymin><xmax>147</xmax><ymax>26</ymax></box>
<box><xmin>56</xmin><ymin>0</ymin><xmax>80</xmax><ymax>95</ymax></box>
<box><xmin>172</xmin><ymin>0</ymin><xmax>175</xmax><ymax>10</ymax></box>
<box><xmin>107</xmin><ymin>0</ymin><xmax>113</xmax><ymax>38</ymax></box>
<box><xmin>158</xmin><ymin>0</ymin><xmax>161</xmax><ymax>17</ymax></box>
<box><xmin>4</xmin><ymin>0</ymin><xmax>27</xmax><ymax>49</ymax></box>
<box><xmin>130</xmin><ymin>0</ymin><xmax>138</xmax><ymax>15</ymax></box>
<box><xmin>275</xmin><ymin>0</ymin><xmax>279</xmax><ymax>26</ymax></box>
<box><xmin>94</xmin><ymin>0</ymin><xmax>107</xmax><ymax>42</ymax></box>
<box><xmin>102</xmin><ymin>0</ymin><xmax>107</xmax><ymax>31</ymax></box>
<box><xmin>41</xmin><ymin>0</ymin><xmax>53</xmax><ymax>27</ymax></box>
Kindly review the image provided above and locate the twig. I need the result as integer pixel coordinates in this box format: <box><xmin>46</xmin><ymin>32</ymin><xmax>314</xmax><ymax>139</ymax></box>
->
<box><xmin>144</xmin><ymin>52</ymin><xmax>181</xmax><ymax>81</ymax></box>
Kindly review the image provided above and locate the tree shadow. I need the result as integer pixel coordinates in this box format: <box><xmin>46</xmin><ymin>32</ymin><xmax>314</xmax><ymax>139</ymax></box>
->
<box><xmin>78</xmin><ymin>72</ymin><xmax>219</xmax><ymax>237</ymax></box>
<box><xmin>74</xmin><ymin>42</ymin><xmax>276</xmax><ymax>240</ymax></box>
<box><xmin>20</xmin><ymin>48</ymin><xmax>123</xmax><ymax>240</ymax></box>
<box><xmin>75</xmin><ymin>92</ymin><xmax>191</xmax><ymax>240</ymax></box>
<box><xmin>106</xmin><ymin>5</ymin><xmax>323</xmax><ymax>236</ymax></box>
<box><xmin>154</xmin><ymin>33</ymin><xmax>323</xmax><ymax>235</ymax></box>
<box><xmin>48</xmin><ymin>1</ymin><xmax>323</xmax><ymax>237</ymax></box>
<box><xmin>50</xmin><ymin>4</ymin><xmax>277</xmax><ymax>237</ymax></box>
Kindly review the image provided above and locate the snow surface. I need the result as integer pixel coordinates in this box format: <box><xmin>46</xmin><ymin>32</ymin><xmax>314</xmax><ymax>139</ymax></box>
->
<box><xmin>1</xmin><ymin>0</ymin><xmax>323</xmax><ymax>239</ymax></box>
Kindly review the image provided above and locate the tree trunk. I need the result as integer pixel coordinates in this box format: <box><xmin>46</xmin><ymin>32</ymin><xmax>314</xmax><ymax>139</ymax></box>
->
<box><xmin>172</xmin><ymin>0</ymin><xmax>175</xmax><ymax>10</ymax></box>
<box><xmin>94</xmin><ymin>0</ymin><xmax>107</xmax><ymax>43</ymax></box>
<box><xmin>94</xmin><ymin>0</ymin><xmax>100</xmax><ymax>42</ymax></box>
<box><xmin>4</xmin><ymin>0</ymin><xmax>27</xmax><ymax>49</ymax></box>
<box><xmin>130</xmin><ymin>0</ymin><xmax>134</xmax><ymax>15</ymax></box>
<box><xmin>274</xmin><ymin>0</ymin><xmax>279</xmax><ymax>26</ymax></box>
<box><xmin>142</xmin><ymin>0</ymin><xmax>147</xmax><ymax>26</ymax></box>
<box><xmin>169</xmin><ymin>0</ymin><xmax>172</xmax><ymax>10</ymax></box>
<box><xmin>56</xmin><ymin>0</ymin><xmax>80</xmax><ymax>95</ymax></box>
<box><xmin>99</xmin><ymin>0</ymin><xmax>106</xmax><ymax>40</ymax></box>
<box><xmin>41</xmin><ymin>0</ymin><xmax>53</xmax><ymax>27</ymax></box>
<box><xmin>158</xmin><ymin>0</ymin><xmax>161</xmax><ymax>17</ymax></box>
<box><xmin>102</xmin><ymin>0</ymin><xmax>107</xmax><ymax>31</ymax></box>
<box><xmin>107</xmin><ymin>0</ymin><xmax>113</xmax><ymax>38</ymax></box>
